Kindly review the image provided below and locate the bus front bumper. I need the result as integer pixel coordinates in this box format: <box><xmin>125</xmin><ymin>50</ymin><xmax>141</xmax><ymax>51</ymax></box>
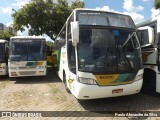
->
<box><xmin>71</xmin><ymin>79</ymin><xmax>143</xmax><ymax>100</ymax></box>
<box><xmin>9</xmin><ymin>69</ymin><xmax>47</xmax><ymax>77</ymax></box>
<box><xmin>0</xmin><ymin>69</ymin><xmax>7</xmax><ymax>75</ymax></box>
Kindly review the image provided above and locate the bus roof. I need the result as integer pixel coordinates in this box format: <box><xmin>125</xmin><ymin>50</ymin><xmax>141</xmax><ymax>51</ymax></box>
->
<box><xmin>136</xmin><ymin>19</ymin><xmax>157</xmax><ymax>27</ymax></box>
<box><xmin>10</xmin><ymin>36</ymin><xmax>45</xmax><ymax>40</ymax></box>
<box><xmin>57</xmin><ymin>8</ymin><xmax>136</xmax><ymax>39</ymax></box>
<box><xmin>0</xmin><ymin>39</ymin><xmax>8</xmax><ymax>43</ymax></box>
<box><xmin>72</xmin><ymin>8</ymin><xmax>131</xmax><ymax>17</ymax></box>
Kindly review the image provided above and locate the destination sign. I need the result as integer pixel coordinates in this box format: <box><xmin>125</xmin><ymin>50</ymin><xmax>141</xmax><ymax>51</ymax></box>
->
<box><xmin>12</xmin><ymin>40</ymin><xmax>33</xmax><ymax>42</ymax></box>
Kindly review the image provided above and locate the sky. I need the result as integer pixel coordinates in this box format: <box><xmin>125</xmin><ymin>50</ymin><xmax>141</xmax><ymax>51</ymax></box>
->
<box><xmin>0</xmin><ymin>0</ymin><xmax>159</xmax><ymax>39</ymax></box>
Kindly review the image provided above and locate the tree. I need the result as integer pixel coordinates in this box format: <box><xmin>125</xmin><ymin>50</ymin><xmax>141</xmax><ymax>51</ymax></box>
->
<box><xmin>70</xmin><ymin>0</ymin><xmax>85</xmax><ymax>10</ymax></box>
<box><xmin>154</xmin><ymin>0</ymin><xmax>160</xmax><ymax>9</ymax></box>
<box><xmin>12</xmin><ymin>0</ymin><xmax>84</xmax><ymax>40</ymax></box>
<box><xmin>0</xmin><ymin>30</ymin><xmax>15</xmax><ymax>41</ymax></box>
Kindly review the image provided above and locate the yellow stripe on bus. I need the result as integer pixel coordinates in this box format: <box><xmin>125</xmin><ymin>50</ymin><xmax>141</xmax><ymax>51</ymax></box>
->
<box><xmin>95</xmin><ymin>74</ymin><xmax>119</xmax><ymax>86</ymax></box>
<box><xmin>37</xmin><ymin>61</ymin><xmax>44</xmax><ymax>66</ymax></box>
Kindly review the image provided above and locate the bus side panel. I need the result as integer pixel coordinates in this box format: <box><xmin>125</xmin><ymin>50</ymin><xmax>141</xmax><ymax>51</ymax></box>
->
<box><xmin>156</xmin><ymin>67</ymin><xmax>160</xmax><ymax>93</ymax></box>
<box><xmin>57</xmin><ymin>47</ymin><xmax>68</xmax><ymax>81</ymax></box>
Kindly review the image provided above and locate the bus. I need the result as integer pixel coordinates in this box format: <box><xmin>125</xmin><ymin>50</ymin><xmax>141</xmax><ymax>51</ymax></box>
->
<box><xmin>137</xmin><ymin>15</ymin><xmax>160</xmax><ymax>95</ymax></box>
<box><xmin>8</xmin><ymin>36</ymin><xmax>47</xmax><ymax>77</ymax></box>
<box><xmin>0</xmin><ymin>39</ymin><xmax>8</xmax><ymax>76</ymax></box>
<box><xmin>54</xmin><ymin>9</ymin><xmax>143</xmax><ymax>99</ymax></box>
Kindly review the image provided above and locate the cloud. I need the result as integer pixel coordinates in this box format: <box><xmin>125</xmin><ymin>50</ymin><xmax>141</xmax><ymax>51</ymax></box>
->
<box><xmin>151</xmin><ymin>8</ymin><xmax>160</xmax><ymax>18</ymax></box>
<box><xmin>1</xmin><ymin>7</ymin><xmax>13</xmax><ymax>14</ymax></box>
<box><xmin>12</xmin><ymin>0</ymin><xmax>30</xmax><ymax>8</ymax></box>
<box><xmin>123</xmin><ymin>0</ymin><xmax>144</xmax><ymax>12</ymax></box>
<box><xmin>17</xmin><ymin>27</ymin><xmax>29</xmax><ymax>36</ymax></box>
<box><xmin>123</xmin><ymin>0</ymin><xmax>144</xmax><ymax>23</ymax></box>
<box><xmin>95</xmin><ymin>4</ymin><xmax>144</xmax><ymax>24</ymax></box>
<box><xmin>95</xmin><ymin>6</ymin><xmax>120</xmax><ymax>13</ymax></box>
<box><xmin>123</xmin><ymin>12</ymin><xmax>144</xmax><ymax>23</ymax></box>
<box><xmin>96</xmin><ymin>6</ymin><xmax>111</xmax><ymax>11</ymax></box>
<box><xmin>141</xmin><ymin>0</ymin><xmax>149</xmax><ymax>2</ymax></box>
<box><xmin>6</xmin><ymin>22</ymin><xmax>13</xmax><ymax>27</ymax></box>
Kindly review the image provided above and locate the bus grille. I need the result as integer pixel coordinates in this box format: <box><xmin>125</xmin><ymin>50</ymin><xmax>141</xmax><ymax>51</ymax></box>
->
<box><xmin>18</xmin><ymin>66</ymin><xmax>37</xmax><ymax>69</ymax></box>
<box><xmin>19</xmin><ymin>71</ymin><xmax>36</xmax><ymax>75</ymax></box>
<box><xmin>18</xmin><ymin>67</ymin><xmax>26</xmax><ymax>69</ymax></box>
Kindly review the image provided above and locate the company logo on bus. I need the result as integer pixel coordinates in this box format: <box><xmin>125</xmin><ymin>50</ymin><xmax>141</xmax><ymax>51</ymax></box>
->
<box><xmin>95</xmin><ymin>74</ymin><xmax>119</xmax><ymax>85</ymax></box>
<box><xmin>99</xmin><ymin>75</ymin><xmax>114</xmax><ymax>79</ymax></box>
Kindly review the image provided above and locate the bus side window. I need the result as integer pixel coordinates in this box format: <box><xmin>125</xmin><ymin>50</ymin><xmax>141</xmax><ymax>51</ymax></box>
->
<box><xmin>137</xmin><ymin>30</ymin><xmax>149</xmax><ymax>46</ymax></box>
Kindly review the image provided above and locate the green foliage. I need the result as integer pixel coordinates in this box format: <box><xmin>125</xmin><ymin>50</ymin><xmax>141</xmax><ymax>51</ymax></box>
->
<box><xmin>46</xmin><ymin>41</ymin><xmax>54</xmax><ymax>47</ymax></box>
<box><xmin>12</xmin><ymin>0</ymin><xmax>84</xmax><ymax>40</ymax></box>
<box><xmin>154</xmin><ymin>0</ymin><xmax>160</xmax><ymax>9</ymax></box>
<box><xmin>70</xmin><ymin>0</ymin><xmax>85</xmax><ymax>10</ymax></box>
<box><xmin>0</xmin><ymin>30</ymin><xmax>15</xmax><ymax>41</ymax></box>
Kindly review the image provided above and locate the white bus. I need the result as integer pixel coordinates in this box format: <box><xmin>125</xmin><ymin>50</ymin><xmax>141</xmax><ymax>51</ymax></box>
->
<box><xmin>137</xmin><ymin>15</ymin><xmax>160</xmax><ymax>95</ymax></box>
<box><xmin>8</xmin><ymin>36</ymin><xmax>47</xmax><ymax>77</ymax></box>
<box><xmin>54</xmin><ymin>9</ymin><xmax>143</xmax><ymax>99</ymax></box>
<box><xmin>0</xmin><ymin>39</ymin><xmax>8</xmax><ymax>76</ymax></box>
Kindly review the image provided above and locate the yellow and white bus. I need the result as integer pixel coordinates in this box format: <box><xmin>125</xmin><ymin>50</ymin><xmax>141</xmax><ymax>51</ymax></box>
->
<box><xmin>8</xmin><ymin>36</ymin><xmax>47</xmax><ymax>77</ymax></box>
<box><xmin>54</xmin><ymin>9</ymin><xmax>144</xmax><ymax>99</ymax></box>
<box><xmin>0</xmin><ymin>39</ymin><xmax>8</xmax><ymax>76</ymax></box>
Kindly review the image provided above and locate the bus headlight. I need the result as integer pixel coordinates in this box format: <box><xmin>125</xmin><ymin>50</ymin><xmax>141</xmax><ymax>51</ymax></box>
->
<box><xmin>78</xmin><ymin>77</ymin><xmax>97</xmax><ymax>85</ymax></box>
<box><xmin>134</xmin><ymin>74</ymin><xmax>143</xmax><ymax>81</ymax></box>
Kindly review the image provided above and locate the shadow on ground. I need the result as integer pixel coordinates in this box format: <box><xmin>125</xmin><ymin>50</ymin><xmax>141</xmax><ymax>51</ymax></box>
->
<box><xmin>78</xmin><ymin>92</ymin><xmax>160</xmax><ymax>112</ymax></box>
<box><xmin>0</xmin><ymin>75</ymin><xmax>9</xmax><ymax>81</ymax></box>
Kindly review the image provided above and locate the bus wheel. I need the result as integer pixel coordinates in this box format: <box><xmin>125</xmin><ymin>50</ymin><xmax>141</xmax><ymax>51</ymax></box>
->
<box><xmin>142</xmin><ymin>69</ymin><xmax>157</xmax><ymax>96</ymax></box>
<box><xmin>63</xmin><ymin>73</ymin><xmax>71</xmax><ymax>93</ymax></box>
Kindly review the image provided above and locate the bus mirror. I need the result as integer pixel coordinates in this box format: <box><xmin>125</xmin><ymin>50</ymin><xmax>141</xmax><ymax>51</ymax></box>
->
<box><xmin>71</xmin><ymin>21</ymin><xmax>79</xmax><ymax>46</ymax></box>
<box><xmin>138</xmin><ymin>26</ymin><xmax>154</xmax><ymax>46</ymax></box>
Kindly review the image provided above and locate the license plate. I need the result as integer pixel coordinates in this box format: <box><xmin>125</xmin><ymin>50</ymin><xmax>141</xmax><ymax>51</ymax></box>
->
<box><xmin>112</xmin><ymin>89</ymin><xmax>123</xmax><ymax>94</ymax></box>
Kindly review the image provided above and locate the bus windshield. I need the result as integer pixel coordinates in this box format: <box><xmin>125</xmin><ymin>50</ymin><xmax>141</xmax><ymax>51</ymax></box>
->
<box><xmin>0</xmin><ymin>43</ymin><xmax>5</xmax><ymax>62</ymax></box>
<box><xmin>78</xmin><ymin>28</ymin><xmax>142</xmax><ymax>73</ymax></box>
<box><xmin>10</xmin><ymin>40</ymin><xmax>45</xmax><ymax>61</ymax></box>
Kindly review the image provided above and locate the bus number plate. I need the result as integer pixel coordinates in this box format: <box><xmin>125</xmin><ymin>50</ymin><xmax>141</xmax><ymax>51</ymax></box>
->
<box><xmin>112</xmin><ymin>89</ymin><xmax>123</xmax><ymax>94</ymax></box>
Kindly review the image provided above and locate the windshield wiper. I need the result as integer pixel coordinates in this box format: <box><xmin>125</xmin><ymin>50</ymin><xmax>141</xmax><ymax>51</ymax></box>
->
<box><xmin>122</xmin><ymin>32</ymin><xmax>135</xmax><ymax>48</ymax></box>
<box><xmin>114</xmin><ymin>34</ymin><xmax>133</xmax><ymax>71</ymax></box>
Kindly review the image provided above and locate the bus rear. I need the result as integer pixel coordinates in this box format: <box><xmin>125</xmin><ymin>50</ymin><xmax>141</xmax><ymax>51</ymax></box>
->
<box><xmin>8</xmin><ymin>36</ymin><xmax>46</xmax><ymax>77</ymax></box>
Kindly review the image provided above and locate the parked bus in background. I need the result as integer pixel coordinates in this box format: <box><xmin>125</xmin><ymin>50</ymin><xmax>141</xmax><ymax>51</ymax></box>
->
<box><xmin>54</xmin><ymin>8</ymin><xmax>143</xmax><ymax>100</ymax></box>
<box><xmin>8</xmin><ymin>36</ymin><xmax>46</xmax><ymax>77</ymax></box>
<box><xmin>0</xmin><ymin>39</ymin><xmax>8</xmax><ymax>76</ymax></box>
<box><xmin>137</xmin><ymin>15</ymin><xmax>160</xmax><ymax>95</ymax></box>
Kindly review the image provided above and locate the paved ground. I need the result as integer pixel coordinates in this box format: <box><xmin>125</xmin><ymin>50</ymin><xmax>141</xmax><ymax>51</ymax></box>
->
<box><xmin>0</xmin><ymin>67</ymin><xmax>160</xmax><ymax>120</ymax></box>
